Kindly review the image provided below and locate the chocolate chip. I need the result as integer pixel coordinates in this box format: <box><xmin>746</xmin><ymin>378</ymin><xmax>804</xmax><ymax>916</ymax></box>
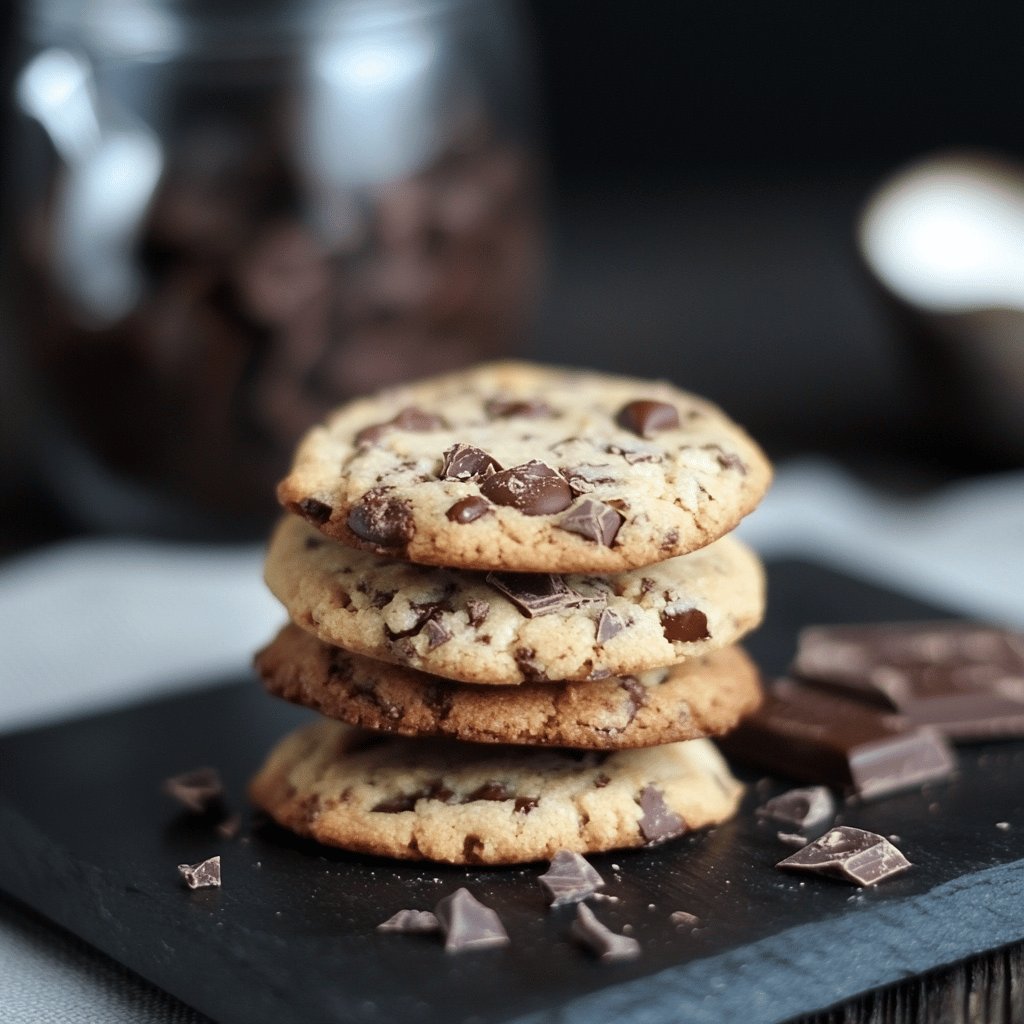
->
<box><xmin>446</xmin><ymin>496</ymin><xmax>491</xmax><ymax>523</ymax></box>
<box><xmin>372</xmin><ymin>793</ymin><xmax>422</xmax><ymax>813</ymax></box>
<box><xmin>702</xmin><ymin>444</ymin><xmax>748</xmax><ymax>473</ymax></box>
<box><xmin>424</xmin><ymin>618</ymin><xmax>452</xmax><ymax>649</ymax></box>
<box><xmin>616</xmin><ymin>399</ymin><xmax>680</xmax><ymax>438</ymax></box>
<box><xmin>569</xmin><ymin>904</ymin><xmax>640</xmax><ymax>962</ymax></box>
<box><xmin>466</xmin><ymin>599</ymin><xmax>490</xmax><ymax>627</ymax></box>
<box><xmin>347</xmin><ymin>488</ymin><xmax>413</xmax><ymax>548</ymax></box>
<box><xmin>163</xmin><ymin>767</ymin><xmax>225</xmax><ymax>815</ymax></box>
<box><xmin>660</xmin><ymin>607</ymin><xmax>710</xmax><ymax>643</ymax></box>
<box><xmin>440</xmin><ymin>443</ymin><xmax>502</xmax><ymax>480</ymax></box>
<box><xmin>177</xmin><ymin>856</ymin><xmax>221</xmax><ymax>890</ymax></box>
<box><xmin>466</xmin><ymin>781</ymin><xmax>512</xmax><ymax>802</ymax></box>
<box><xmin>596</xmin><ymin>609</ymin><xmax>626</xmax><ymax>643</ymax></box>
<box><xmin>377</xmin><ymin>909</ymin><xmax>440</xmax><ymax>934</ymax></box>
<box><xmin>557</xmin><ymin>499</ymin><xmax>625</xmax><ymax>546</ymax></box>
<box><xmin>485</xmin><ymin>397</ymin><xmax>552</xmax><ymax>419</ymax></box>
<box><xmin>777</xmin><ymin>826</ymin><xmax>911</xmax><ymax>887</ymax></box>
<box><xmin>486</xmin><ymin>572</ymin><xmax>605</xmax><ymax>618</ymax></box>
<box><xmin>356</xmin><ymin>406</ymin><xmax>446</xmax><ymax>445</ymax></box>
<box><xmin>514</xmin><ymin>796</ymin><xmax>539</xmax><ymax>814</ymax></box>
<box><xmin>637</xmin><ymin>786</ymin><xmax>686</xmax><ymax>845</ymax></box>
<box><xmin>594</xmin><ymin>773</ymin><xmax>611</xmax><ymax>788</ymax></box>
<box><xmin>514</xmin><ymin>647</ymin><xmax>548</xmax><ymax>681</ymax></box>
<box><xmin>461</xmin><ymin>836</ymin><xmax>486</xmax><ymax>865</ymax></box>
<box><xmin>757</xmin><ymin>786</ymin><xmax>836</xmax><ymax>831</ymax></box>
<box><xmin>296</xmin><ymin>497</ymin><xmax>332</xmax><ymax>524</ymax></box>
<box><xmin>478</xmin><ymin>460</ymin><xmax>573</xmax><ymax>516</ymax></box>
<box><xmin>538</xmin><ymin>851</ymin><xmax>605</xmax><ymax>907</ymax></box>
<box><xmin>434</xmin><ymin>888</ymin><xmax>510</xmax><ymax>952</ymax></box>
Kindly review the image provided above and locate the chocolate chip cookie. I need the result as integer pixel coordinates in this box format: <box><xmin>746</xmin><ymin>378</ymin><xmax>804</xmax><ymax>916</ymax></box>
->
<box><xmin>248</xmin><ymin>718</ymin><xmax>744</xmax><ymax>864</ymax></box>
<box><xmin>256</xmin><ymin>624</ymin><xmax>762</xmax><ymax>748</ymax></box>
<box><xmin>277</xmin><ymin>361</ymin><xmax>771</xmax><ymax>572</ymax></box>
<box><xmin>265</xmin><ymin>515</ymin><xmax>766</xmax><ymax>685</ymax></box>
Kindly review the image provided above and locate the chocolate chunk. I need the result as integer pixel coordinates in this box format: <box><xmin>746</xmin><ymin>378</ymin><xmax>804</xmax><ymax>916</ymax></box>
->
<box><xmin>434</xmin><ymin>888</ymin><xmax>510</xmax><ymax>953</ymax></box>
<box><xmin>569</xmin><ymin>904</ymin><xmax>640</xmax><ymax>962</ymax></box>
<box><xmin>485</xmin><ymin>572</ymin><xmax>605</xmax><ymax>618</ymax></box>
<box><xmin>606</xmin><ymin>442</ymin><xmax>662</xmax><ymax>464</ymax></box>
<box><xmin>296</xmin><ymin>498</ymin><xmax>332</xmax><ymax>525</ymax></box>
<box><xmin>719</xmin><ymin>679</ymin><xmax>957</xmax><ymax>800</ymax></box>
<box><xmin>177</xmin><ymin>855</ymin><xmax>221</xmax><ymax>890</ymax></box>
<box><xmin>564</xmin><ymin>464</ymin><xmax>617</xmax><ymax>494</ymax></box>
<box><xmin>466</xmin><ymin>781</ymin><xmax>512</xmax><ymax>802</ymax></box>
<box><xmin>793</xmin><ymin>622</ymin><xmax>1024</xmax><ymax>740</ymax></box>
<box><xmin>446</xmin><ymin>496</ymin><xmax>491</xmax><ymax>523</ymax></box>
<box><xmin>669</xmin><ymin>910</ymin><xmax>701</xmax><ymax>928</ymax></box>
<box><xmin>376</xmin><ymin>909</ymin><xmax>440</xmax><ymax>934</ymax></box>
<box><xmin>557</xmin><ymin>499</ymin><xmax>625</xmax><ymax>547</ymax></box>
<box><xmin>637</xmin><ymin>786</ymin><xmax>687</xmax><ymax>845</ymax></box>
<box><xmin>356</xmin><ymin>406</ymin><xmax>446</xmax><ymax>446</ymax></box>
<box><xmin>596</xmin><ymin>608</ymin><xmax>626</xmax><ymax>643</ymax></box>
<box><xmin>163</xmin><ymin>767</ymin><xmax>225</xmax><ymax>815</ymax></box>
<box><xmin>478</xmin><ymin>460</ymin><xmax>573</xmax><ymax>516</ymax></box>
<box><xmin>440</xmin><ymin>443</ymin><xmax>502</xmax><ymax>480</ymax></box>
<box><xmin>616</xmin><ymin>399</ymin><xmax>680</xmax><ymax>438</ymax></box>
<box><xmin>514</xmin><ymin>796</ymin><xmax>539</xmax><ymax>814</ymax></box>
<box><xmin>372</xmin><ymin>793</ymin><xmax>422</xmax><ymax>813</ymax></box>
<box><xmin>423</xmin><ymin>617</ymin><xmax>452</xmax><ymax>649</ymax></box>
<box><xmin>757</xmin><ymin>786</ymin><xmax>836</xmax><ymax>831</ymax></box>
<box><xmin>466</xmin><ymin>599</ymin><xmax>490</xmax><ymax>627</ymax></box>
<box><xmin>538</xmin><ymin>850</ymin><xmax>605</xmax><ymax>907</ymax></box>
<box><xmin>485</xmin><ymin>397</ymin><xmax>552</xmax><ymax>419</ymax></box>
<box><xmin>777</xmin><ymin>826</ymin><xmax>911</xmax><ymax>887</ymax></box>
<box><xmin>660</xmin><ymin>607</ymin><xmax>710</xmax><ymax>643</ymax></box>
<box><xmin>347</xmin><ymin>488</ymin><xmax>413</xmax><ymax>548</ymax></box>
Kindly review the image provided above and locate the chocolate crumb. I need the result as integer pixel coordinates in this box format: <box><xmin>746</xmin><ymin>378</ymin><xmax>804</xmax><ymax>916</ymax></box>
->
<box><xmin>569</xmin><ymin>904</ymin><xmax>640</xmax><ymax>962</ymax></box>
<box><xmin>178</xmin><ymin>856</ymin><xmax>221</xmax><ymax>890</ymax></box>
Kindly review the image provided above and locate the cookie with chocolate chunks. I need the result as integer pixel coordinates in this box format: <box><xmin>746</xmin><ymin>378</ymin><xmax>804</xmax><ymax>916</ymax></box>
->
<box><xmin>248</xmin><ymin>719</ymin><xmax>743</xmax><ymax>864</ymax></box>
<box><xmin>256</xmin><ymin>624</ymin><xmax>762</xmax><ymax>748</ymax></box>
<box><xmin>265</xmin><ymin>515</ymin><xmax>765</xmax><ymax>684</ymax></box>
<box><xmin>277</xmin><ymin>361</ymin><xmax>771</xmax><ymax>572</ymax></box>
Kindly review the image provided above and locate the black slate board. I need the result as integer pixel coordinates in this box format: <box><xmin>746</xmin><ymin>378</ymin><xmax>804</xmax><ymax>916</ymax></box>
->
<box><xmin>2</xmin><ymin>560</ymin><xmax>1024</xmax><ymax>1024</ymax></box>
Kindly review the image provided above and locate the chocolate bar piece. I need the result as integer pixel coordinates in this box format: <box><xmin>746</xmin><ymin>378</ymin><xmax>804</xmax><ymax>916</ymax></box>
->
<box><xmin>719</xmin><ymin>679</ymin><xmax>956</xmax><ymax>800</ymax></box>
<box><xmin>777</xmin><ymin>826</ymin><xmax>911</xmax><ymax>887</ymax></box>
<box><xmin>793</xmin><ymin>622</ymin><xmax>1024</xmax><ymax>739</ymax></box>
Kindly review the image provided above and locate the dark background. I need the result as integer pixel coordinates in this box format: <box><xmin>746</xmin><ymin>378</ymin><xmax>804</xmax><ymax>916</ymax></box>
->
<box><xmin>2</xmin><ymin>0</ymin><xmax>1023</xmax><ymax>549</ymax></box>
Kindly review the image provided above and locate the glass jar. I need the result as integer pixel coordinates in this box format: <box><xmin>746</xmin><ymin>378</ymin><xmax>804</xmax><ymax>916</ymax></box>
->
<box><xmin>9</xmin><ymin>0</ymin><xmax>541</xmax><ymax>536</ymax></box>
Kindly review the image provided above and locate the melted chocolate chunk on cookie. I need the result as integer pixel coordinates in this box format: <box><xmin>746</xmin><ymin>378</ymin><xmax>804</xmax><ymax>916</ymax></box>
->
<box><xmin>660</xmin><ymin>607</ymin><xmax>711</xmax><ymax>643</ymax></box>
<box><xmin>596</xmin><ymin>608</ymin><xmax>626</xmax><ymax>643</ymax></box>
<box><xmin>478</xmin><ymin>460</ymin><xmax>573</xmax><ymax>516</ymax></box>
<box><xmin>296</xmin><ymin>497</ymin><xmax>333</xmax><ymax>525</ymax></box>
<box><xmin>439</xmin><ymin>443</ymin><xmax>503</xmax><ymax>481</ymax></box>
<box><xmin>484</xmin><ymin>397</ymin><xmax>552</xmax><ymax>419</ymax></box>
<box><xmin>446</xmin><ymin>496</ymin><xmax>491</xmax><ymax>523</ymax></box>
<box><xmin>486</xmin><ymin>572</ymin><xmax>605</xmax><ymax>618</ymax></box>
<box><xmin>637</xmin><ymin>785</ymin><xmax>686</xmax><ymax>845</ymax></box>
<box><xmin>616</xmin><ymin>399</ymin><xmax>680</xmax><ymax>438</ymax></box>
<box><xmin>355</xmin><ymin>406</ymin><xmax>447</xmax><ymax>446</ymax></box>
<box><xmin>557</xmin><ymin>499</ymin><xmax>625</xmax><ymax>546</ymax></box>
<box><xmin>347</xmin><ymin>488</ymin><xmax>414</xmax><ymax>548</ymax></box>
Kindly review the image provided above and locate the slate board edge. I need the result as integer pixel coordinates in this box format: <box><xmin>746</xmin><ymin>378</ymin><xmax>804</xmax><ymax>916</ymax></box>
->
<box><xmin>509</xmin><ymin>858</ymin><xmax>1024</xmax><ymax>1024</ymax></box>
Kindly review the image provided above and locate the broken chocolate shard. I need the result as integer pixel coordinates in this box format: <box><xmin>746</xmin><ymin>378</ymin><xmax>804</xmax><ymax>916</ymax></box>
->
<box><xmin>485</xmin><ymin>572</ymin><xmax>605</xmax><ymax>618</ymax></box>
<box><xmin>376</xmin><ymin>909</ymin><xmax>440</xmax><ymax>934</ymax></box>
<box><xmin>434</xmin><ymin>888</ymin><xmax>510</xmax><ymax>953</ymax></box>
<box><xmin>478</xmin><ymin>460</ymin><xmax>573</xmax><ymax>516</ymax></box>
<box><xmin>557</xmin><ymin>499</ymin><xmax>625</xmax><ymax>547</ymax></box>
<box><xmin>570</xmin><ymin>904</ymin><xmax>641</xmax><ymax>962</ymax></box>
<box><xmin>178</xmin><ymin>855</ymin><xmax>221</xmax><ymax>890</ymax></box>
<box><xmin>596</xmin><ymin>608</ymin><xmax>626</xmax><ymax>643</ymax></box>
<box><xmin>757</xmin><ymin>786</ymin><xmax>836</xmax><ymax>831</ymax></box>
<box><xmin>439</xmin><ymin>443</ymin><xmax>503</xmax><ymax>481</ymax></box>
<box><xmin>296</xmin><ymin>497</ymin><xmax>332</xmax><ymax>525</ymax></box>
<box><xmin>163</xmin><ymin>767</ymin><xmax>225</xmax><ymax>815</ymax></box>
<box><xmin>719</xmin><ymin>678</ymin><xmax>957</xmax><ymax>800</ymax></box>
<box><xmin>445</xmin><ymin>496</ymin><xmax>491</xmax><ymax>523</ymax></box>
<box><xmin>485</xmin><ymin>397</ymin><xmax>552</xmax><ymax>419</ymax></box>
<box><xmin>637</xmin><ymin>785</ymin><xmax>687</xmax><ymax>845</ymax></box>
<box><xmin>538</xmin><ymin>850</ymin><xmax>606</xmax><ymax>907</ymax></box>
<box><xmin>347</xmin><ymin>488</ymin><xmax>414</xmax><ymax>548</ymax></box>
<box><xmin>669</xmin><ymin>910</ymin><xmax>701</xmax><ymax>928</ymax></box>
<box><xmin>660</xmin><ymin>607</ymin><xmax>711</xmax><ymax>643</ymax></box>
<box><xmin>616</xmin><ymin>399</ymin><xmax>680</xmax><ymax>438</ymax></box>
<box><xmin>356</xmin><ymin>406</ymin><xmax>446</xmax><ymax>445</ymax></box>
<box><xmin>777</xmin><ymin>826</ymin><xmax>911</xmax><ymax>887</ymax></box>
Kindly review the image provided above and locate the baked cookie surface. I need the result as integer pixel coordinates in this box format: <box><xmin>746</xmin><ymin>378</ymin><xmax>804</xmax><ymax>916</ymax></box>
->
<box><xmin>265</xmin><ymin>515</ymin><xmax>766</xmax><ymax>685</ymax></box>
<box><xmin>248</xmin><ymin>718</ymin><xmax>744</xmax><ymax>864</ymax></box>
<box><xmin>277</xmin><ymin>361</ymin><xmax>771</xmax><ymax>572</ymax></box>
<box><xmin>257</xmin><ymin>624</ymin><xmax>762</xmax><ymax>749</ymax></box>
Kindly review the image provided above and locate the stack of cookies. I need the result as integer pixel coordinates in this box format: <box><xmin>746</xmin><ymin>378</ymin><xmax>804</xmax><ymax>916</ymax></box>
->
<box><xmin>249</xmin><ymin>362</ymin><xmax>772</xmax><ymax>865</ymax></box>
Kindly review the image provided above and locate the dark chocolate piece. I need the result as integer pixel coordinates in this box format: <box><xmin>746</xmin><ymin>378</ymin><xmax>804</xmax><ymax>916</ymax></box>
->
<box><xmin>660</xmin><ymin>607</ymin><xmax>711</xmax><ymax>643</ymax></box>
<box><xmin>347</xmin><ymin>489</ymin><xmax>413</xmax><ymax>548</ymax></box>
<box><xmin>163</xmin><ymin>767</ymin><xmax>225</xmax><ymax>815</ymax></box>
<box><xmin>439</xmin><ymin>443</ymin><xmax>502</xmax><ymax>481</ymax></box>
<box><xmin>637</xmin><ymin>786</ymin><xmax>686</xmax><ymax>845</ymax></box>
<box><xmin>465</xmin><ymin>599</ymin><xmax>490</xmax><ymax>627</ymax></box>
<box><xmin>423</xmin><ymin>618</ymin><xmax>452</xmax><ymax>649</ymax></box>
<box><xmin>356</xmin><ymin>407</ymin><xmax>446</xmax><ymax>446</ymax></box>
<box><xmin>485</xmin><ymin>397</ymin><xmax>552</xmax><ymax>419</ymax></box>
<box><xmin>719</xmin><ymin>679</ymin><xmax>957</xmax><ymax>800</ymax></box>
<box><xmin>596</xmin><ymin>608</ymin><xmax>626</xmax><ymax>643</ymax></box>
<box><xmin>569</xmin><ymin>904</ymin><xmax>640</xmax><ymax>962</ymax></box>
<box><xmin>178</xmin><ymin>855</ymin><xmax>221</xmax><ymax>890</ymax></box>
<box><xmin>434</xmin><ymin>888</ymin><xmax>510</xmax><ymax>953</ymax></box>
<box><xmin>669</xmin><ymin>910</ymin><xmax>701</xmax><ymax>928</ymax></box>
<box><xmin>537</xmin><ymin>850</ymin><xmax>606</xmax><ymax>907</ymax></box>
<box><xmin>376</xmin><ymin>909</ymin><xmax>440</xmax><ymax>934</ymax></box>
<box><xmin>757</xmin><ymin>786</ymin><xmax>836</xmax><ymax>831</ymax></box>
<box><xmin>465</xmin><ymin>781</ymin><xmax>512</xmax><ymax>802</ymax></box>
<box><xmin>616</xmin><ymin>399</ymin><xmax>680</xmax><ymax>438</ymax></box>
<box><xmin>446</xmin><ymin>496</ymin><xmax>491</xmax><ymax>523</ymax></box>
<box><xmin>296</xmin><ymin>498</ymin><xmax>333</xmax><ymax>524</ymax></box>
<box><xmin>478</xmin><ymin>460</ymin><xmax>573</xmax><ymax>516</ymax></box>
<box><xmin>485</xmin><ymin>572</ymin><xmax>605</xmax><ymax>618</ymax></box>
<box><xmin>793</xmin><ymin>622</ymin><xmax>1024</xmax><ymax>740</ymax></box>
<box><xmin>557</xmin><ymin>499</ymin><xmax>625</xmax><ymax>547</ymax></box>
<box><xmin>777</xmin><ymin>826</ymin><xmax>911</xmax><ymax>887</ymax></box>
